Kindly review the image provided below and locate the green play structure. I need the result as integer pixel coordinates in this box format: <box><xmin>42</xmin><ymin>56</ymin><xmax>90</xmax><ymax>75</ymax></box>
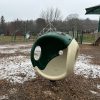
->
<box><xmin>31</xmin><ymin>31</ymin><xmax>79</xmax><ymax>80</ymax></box>
<box><xmin>11</xmin><ymin>30</ymin><xmax>31</xmax><ymax>42</ymax></box>
<box><xmin>86</xmin><ymin>5</ymin><xmax>100</xmax><ymax>46</ymax></box>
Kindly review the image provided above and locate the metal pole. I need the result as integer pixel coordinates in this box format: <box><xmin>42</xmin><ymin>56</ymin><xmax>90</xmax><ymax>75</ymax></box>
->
<box><xmin>80</xmin><ymin>31</ymin><xmax>83</xmax><ymax>44</ymax></box>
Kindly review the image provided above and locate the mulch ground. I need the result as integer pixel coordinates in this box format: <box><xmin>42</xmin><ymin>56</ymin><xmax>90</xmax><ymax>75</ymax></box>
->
<box><xmin>80</xmin><ymin>44</ymin><xmax>100</xmax><ymax>65</ymax></box>
<box><xmin>0</xmin><ymin>44</ymin><xmax>100</xmax><ymax>100</ymax></box>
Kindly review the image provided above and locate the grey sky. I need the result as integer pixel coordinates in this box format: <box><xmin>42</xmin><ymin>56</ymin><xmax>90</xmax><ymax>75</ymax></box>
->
<box><xmin>0</xmin><ymin>0</ymin><xmax>100</xmax><ymax>21</ymax></box>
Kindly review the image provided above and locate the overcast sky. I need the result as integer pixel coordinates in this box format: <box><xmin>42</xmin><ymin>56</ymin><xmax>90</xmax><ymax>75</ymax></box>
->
<box><xmin>0</xmin><ymin>0</ymin><xmax>100</xmax><ymax>22</ymax></box>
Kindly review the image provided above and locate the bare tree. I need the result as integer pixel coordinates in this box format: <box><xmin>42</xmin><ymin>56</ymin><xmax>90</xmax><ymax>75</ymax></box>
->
<box><xmin>40</xmin><ymin>8</ymin><xmax>62</xmax><ymax>22</ymax></box>
<box><xmin>65</xmin><ymin>14</ymin><xmax>82</xmax><ymax>32</ymax></box>
<box><xmin>66</xmin><ymin>14</ymin><xmax>79</xmax><ymax>21</ymax></box>
<box><xmin>36</xmin><ymin>18</ymin><xmax>46</xmax><ymax>33</ymax></box>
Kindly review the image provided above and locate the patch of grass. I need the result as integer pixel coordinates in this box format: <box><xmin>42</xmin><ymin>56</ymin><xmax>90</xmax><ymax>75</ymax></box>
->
<box><xmin>83</xmin><ymin>34</ymin><xmax>95</xmax><ymax>43</ymax></box>
<box><xmin>0</xmin><ymin>36</ymin><xmax>36</xmax><ymax>44</ymax></box>
<box><xmin>0</xmin><ymin>36</ymin><xmax>12</xmax><ymax>43</ymax></box>
<box><xmin>0</xmin><ymin>33</ymin><xmax>96</xmax><ymax>44</ymax></box>
<box><xmin>68</xmin><ymin>32</ymin><xmax>95</xmax><ymax>43</ymax></box>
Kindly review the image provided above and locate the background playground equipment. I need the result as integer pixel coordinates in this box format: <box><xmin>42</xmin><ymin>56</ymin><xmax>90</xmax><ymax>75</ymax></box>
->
<box><xmin>11</xmin><ymin>30</ymin><xmax>19</xmax><ymax>42</ymax></box>
<box><xmin>24</xmin><ymin>31</ymin><xmax>31</xmax><ymax>41</ymax></box>
<box><xmin>11</xmin><ymin>30</ymin><xmax>31</xmax><ymax>42</ymax></box>
<box><xmin>94</xmin><ymin>32</ymin><xmax>100</xmax><ymax>46</ymax></box>
<box><xmin>94</xmin><ymin>19</ymin><xmax>100</xmax><ymax>46</ymax></box>
<box><xmin>31</xmin><ymin>31</ymin><xmax>79</xmax><ymax>80</ymax></box>
<box><xmin>86</xmin><ymin>5</ymin><xmax>100</xmax><ymax>46</ymax></box>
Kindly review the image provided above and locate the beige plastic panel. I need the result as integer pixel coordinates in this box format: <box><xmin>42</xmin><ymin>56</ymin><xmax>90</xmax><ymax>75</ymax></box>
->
<box><xmin>66</xmin><ymin>39</ymin><xmax>79</xmax><ymax>75</ymax></box>
<box><xmin>35</xmin><ymin>48</ymin><xmax>67</xmax><ymax>80</ymax></box>
<box><xmin>35</xmin><ymin>39</ymin><xmax>79</xmax><ymax>80</ymax></box>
